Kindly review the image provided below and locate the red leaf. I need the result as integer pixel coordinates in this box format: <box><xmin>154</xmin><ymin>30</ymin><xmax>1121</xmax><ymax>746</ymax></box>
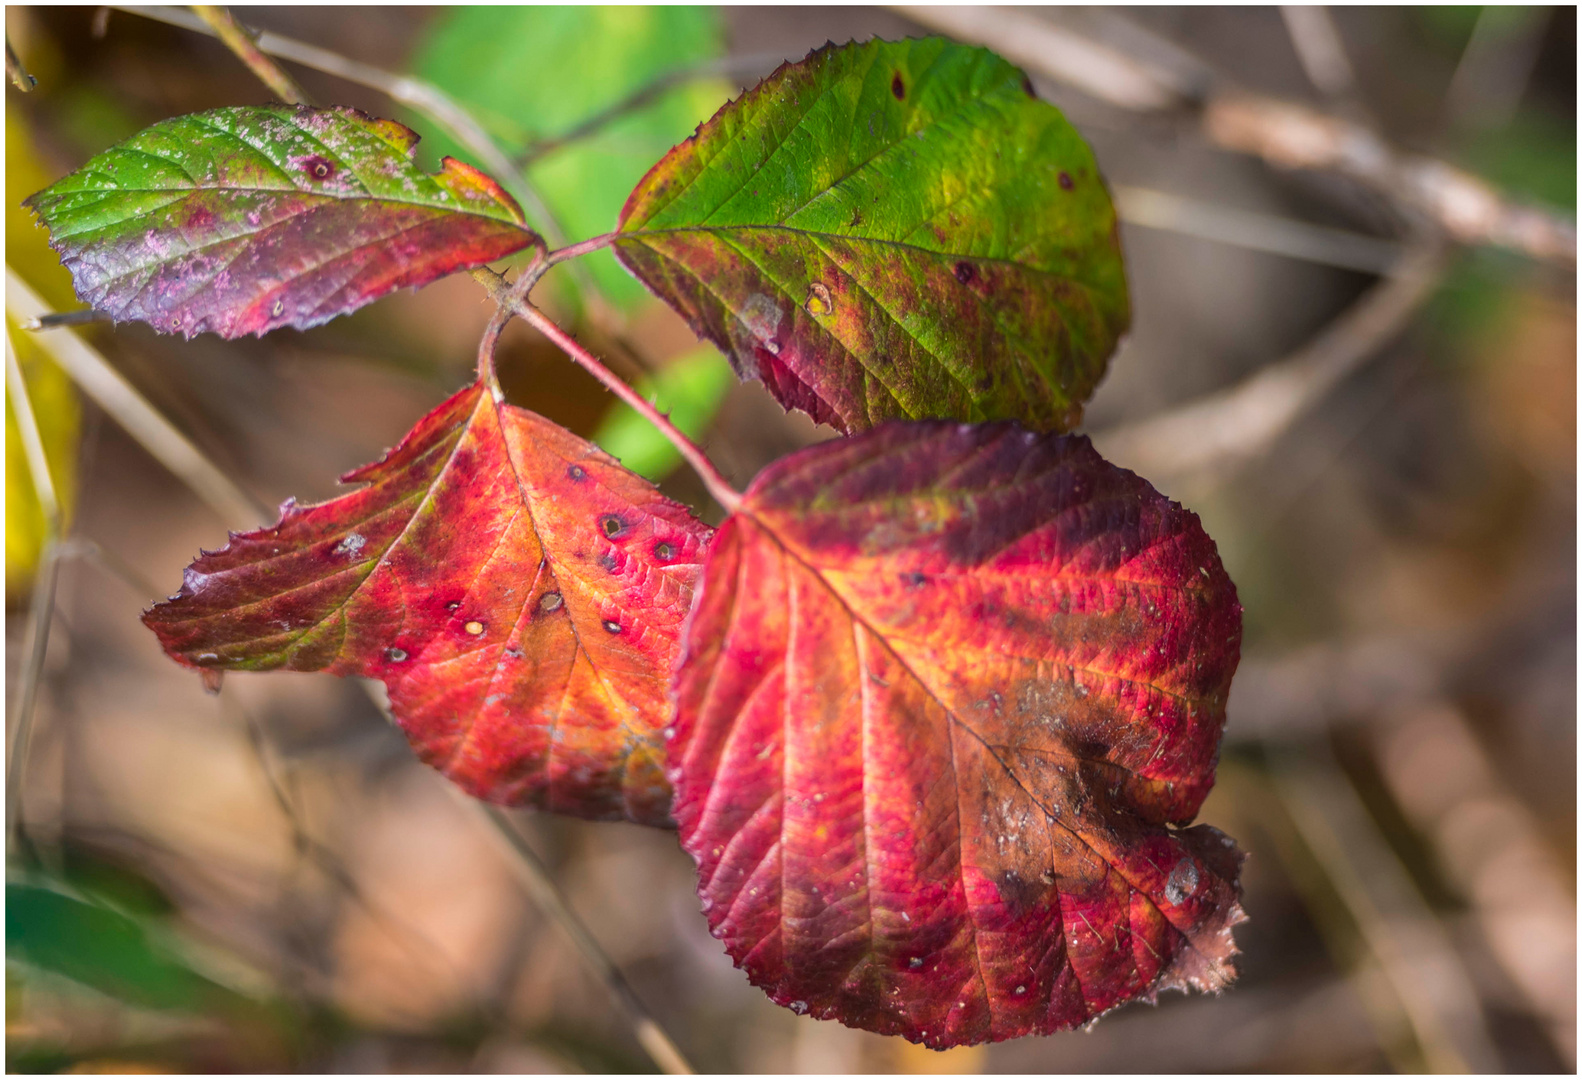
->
<box><xmin>144</xmin><ymin>383</ymin><xmax>710</xmax><ymax>826</ymax></box>
<box><xmin>669</xmin><ymin>422</ymin><xmax>1244</xmax><ymax>1046</ymax></box>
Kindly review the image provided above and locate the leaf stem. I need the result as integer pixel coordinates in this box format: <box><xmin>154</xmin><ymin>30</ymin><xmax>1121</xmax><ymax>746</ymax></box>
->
<box><xmin>475</xmin><ymin>245</ymin><xmax>548</xmax><ymax>396</ymax></box>
<box><xmin>545</xmin><ymin>232</ymin><xmax>621</xmax><ymax>266</ymax></box>
<box><xmin>501</xmin><ymin>290</ymin><xmax>742</xmax><ymax>514</ymax></box>
<box><xmin>191</xmin><ymin>5</ymin><xmax>309</xmax><ymax>105</ymax></box>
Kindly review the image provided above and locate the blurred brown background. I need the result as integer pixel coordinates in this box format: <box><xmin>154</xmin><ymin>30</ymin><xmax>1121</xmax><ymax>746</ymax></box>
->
<box><xmin>5</xmin><ymin>5</ymin><xmax>1575</xmax><ymax>1073</ymax></box>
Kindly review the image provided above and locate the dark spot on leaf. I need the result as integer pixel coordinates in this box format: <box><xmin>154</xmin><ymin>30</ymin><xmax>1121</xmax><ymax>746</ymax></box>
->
<box><xmin>953</xmin><ymin>261</ymin><xmax>975</xmax><ymax>285</ymax></box>
<box><xmin>568</xmin><ymin>465</ymin><xmax>586</xmax><ymax>481</ymax></box>
<box><xmin>1059</xmin><ymin>172</ymin><xmax>1074</xmax><ymax>191</ymax></box>
<box><xmin>600</xmin><ymin>514</ymin><xmax>626</xmax><ymax>538</ymax></box>
<box><xmin>1023</xmin><ymin>74</ymin><xmax>1037</xmax><ymax>97</ymax></box>
<box><xmin>904</xmin><ymin>571</ymin><xmax>927</xmax><ymax>588</ymax></box>
<box><xmin>654</xmin><ymin>542</ymin><xmax>675</xmax><ymax>561</ymax></box>
<box><xmin>598</xmin><ymin>552</ymin><xmax>617</xmax><ymax>571</ymax></box>
<box><xmin>997</xmin><ymin>868</ymin><xmax>1045</xmax><ymax>915</ymax></box>
<box><xmin>602</xmin><ymin>620</ymin><xmax>622</xmax><ymax>634</ymax></box>
<box><xmin>538</xmin><ymin>592</ymin><xmax>563</xmax><ymax>613</ymax></box>
<box><xmin>891</xmin><ymin>72</ymin><xmax>905</xmax><ymax>99</ymax></box>
<box><xmin>303</xmin><ymin>156</ymin><xmax>335</xmax><ymax>181</ymax></box>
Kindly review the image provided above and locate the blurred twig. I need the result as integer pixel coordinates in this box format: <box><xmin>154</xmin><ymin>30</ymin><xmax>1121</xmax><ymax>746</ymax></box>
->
<box><xmin>6</xmin><ymin>268</ymin><xmax>267</xmax><ymax>529</ymax></box>
<box><xmin>1113</xmin><ymin>185</ymin><xmax>1400</xmax><ymax>274</ymax></box>
<box><xmin>457</xmin><ymin>797</ymin><xmax>695</xmax><ymax>1076</ymax></box>
<box><xmin>228</xmin><ymin>694</ymin><xmax>493</xmax><ymax>1018</ymax></box>
<box><xmin>1279</xmin><ymin>7</ymin><xmax>1358</xmax><ymax>101</ymax></box>
<box><xmin>1093</xmin><ymin>240</ymin><xmax>1448</xmax><ymax>480</ymax></box>
<box><xmin>190</xmin><ymin>5</ymin><xmax>308</xmax><ymax>105</ymax></box>
<box><xmin>6</xmin><ymin>35</ymin><xmax>37</xmax><ymax>91</ymax></box>
<box><xmin>894</xmin><ymin>5</ymin><xmax>1577</xmax><ymax>269</ymax></box>
<box><xmin>1378</xmin><ymin>705</ymin><xmax>1578</xmax><ymax>1066</ymax></box>
<box><xmin>516</xmin><ymin>52</ymin><xmax>786</xmax><ymax>165</ymax></box>
<box><xmin>5</xmin><ymin>327</ymin><xmax>63</xmax><ymax>857</ymax></box>
<box><xmin>1444</xmin><ymin>6</ymin><xmax>1552</xmax><ymax>132</ymax></box>
<box><xmin>1265</xmin><ymin>742</ymin><xmax>1501</xmax><ymax>1072</ymax></box>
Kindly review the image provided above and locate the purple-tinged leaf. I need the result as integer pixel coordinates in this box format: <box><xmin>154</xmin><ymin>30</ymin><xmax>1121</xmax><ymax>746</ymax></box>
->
<box><xmin>24</xmin><ymin>106</ymin><xmax>537</xmax><ymax>338</ymax></box>
<box><xmin>670</xmin><ymin>422</ymin><xmax>1244</xmax><ymax>1046</ymax></box>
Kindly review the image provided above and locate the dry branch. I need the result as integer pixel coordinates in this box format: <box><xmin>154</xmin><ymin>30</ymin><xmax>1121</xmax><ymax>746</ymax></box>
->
<box><xmin>895</xmin><ymin>5</ymin><xmax>1576</xmax><ymax>269</ymax></box>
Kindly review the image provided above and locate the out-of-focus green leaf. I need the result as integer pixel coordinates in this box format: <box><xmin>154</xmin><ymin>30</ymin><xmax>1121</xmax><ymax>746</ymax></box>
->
<box><xmin>5</xmin><ymin>881</ymin><xmax>251</xmax><ymax>1015</ymax></box>
<box><xmin>7</xmin><ymin>105</ymin><xmax>81</xmax><ymax>600</ymax></box>
<box><xmin>592</xmin><ymin>345</ymin><xmax>734</xmax><ymax>480</ymax></box>
<box><xmin>1460</xmin><ymin>111</ymin><xmax>1577</xmax><ymax>211</ymax></box>
<box><xmin>411</xmin><ymin>6</ymin><xmax>728</xmax><ymax>310</ymax></box>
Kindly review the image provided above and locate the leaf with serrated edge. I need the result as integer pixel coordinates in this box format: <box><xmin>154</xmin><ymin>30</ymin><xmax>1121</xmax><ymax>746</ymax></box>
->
<box><xmin>669</xmin><ymin>422</ymin><xmax>1243</xmax><ymax>1046</ymax></box>
<box><xmin>144</xmin><ymin>383</ymin><xmax>709</xmax><ymax>826</ymax></box>
<box><xmin>24</xmin><ymin>106</ymin><xmax>536</xmax><ymax>339</ymax></box>
<box><xmin>617</xmin><ymin>38</ymin><xmax>1129</xmax><ymax>434</ymax></box>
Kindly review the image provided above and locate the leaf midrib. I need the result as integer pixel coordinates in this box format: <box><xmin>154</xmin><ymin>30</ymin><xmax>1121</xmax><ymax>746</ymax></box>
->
<box><xmin>740</xmin><ymin>501</ymin><xmax>1222</xmax><ymax>953</ymax></box>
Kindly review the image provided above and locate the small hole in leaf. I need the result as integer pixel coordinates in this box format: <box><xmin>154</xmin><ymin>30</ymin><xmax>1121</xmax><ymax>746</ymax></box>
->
<box><xmin>272</xmin><ymin>299</ymin><xmax>284</xmax><ymax>317</ymax></box>
<box><xmin>539</xmin><ymin>591</ymin><xmax>563</xmax><ymax>613</ymax></box>
<box><xmin>600</xmin><ymin>514</ymin><xmax>626</xmax><ymax>538</ymax></box>
<box><xmin>385</xmin><ymin>647</ymin><xmax>407</xmax><ymax>662</ymax></box>
<box><xmin>891</xmin><ymin>73</ymin><xmax>905</xmax><ymax>99</ymax></box>
<box><xmin>464</xmin><ymin>620</ymin><xmax>485</xmax><ymax>636</ymax></box>
<box><xmin>908</xmin><ymin>957</ymin><xmax>923</xmax><ymax>970</ymax></box>
<box><xmin>303</xmin><ymin>156</ymin><xmax>335</xmax><ymax>180</ymax></box>
<box><xmin>567</xmin><ymin>465</ymin><xmax>586</xmax><ymax>481</ymax></box>
<box><xmin>654</xmin><ymin>542</ymin><xmax>675</xmax><ymax>562</ymax></box>
<box><xmin>804</xmin><ymin>282</ymin><xmax>833</xmax><ymax>316</ymax></box>
<box><xmin>602</xmin><ymin>619</ymin><xmax>621</xmax><ymax>634</ymax></box>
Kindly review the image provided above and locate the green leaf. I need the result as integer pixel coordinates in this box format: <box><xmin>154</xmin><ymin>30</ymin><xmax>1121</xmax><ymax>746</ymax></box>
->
<box><xmin>616</xmin><ymin>37</ymin><xmax>1130</xmax><ymax>434</ymax></box>
<box><xmin>24</xmin><ymin>106</ymin><xmax>537</xmax><ymax>339</ymax></box>
<box><xmin>592</xmin><ymin>345</ymin><xmax>734</xmax><ymax>480</ymax></box>
<box><xmin>411</xmin><ymin>5</ymin><xmax>728</xmax><ymax>310</ymax></box>
<box><xmin>6</xmin><ymin>881</ymin><xmax>250</xmax><ymax>1015</ymax></box>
